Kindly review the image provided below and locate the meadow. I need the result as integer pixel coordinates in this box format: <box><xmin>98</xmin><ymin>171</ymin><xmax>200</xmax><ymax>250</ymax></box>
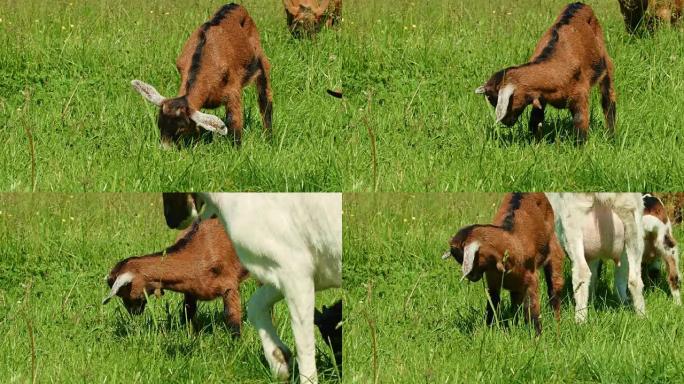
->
<box><xmin>344</xmin><ymin>193</ymin><xmax>684</xmax><ymax>383</ymax></box>
<box><xmin>1</xmin><ymin>0</ymin><xmax>344</xmax><ymax>191</ymax></box>
<box><xmin>343</xmin><ymin>0</ymin><xmax>684</xmax><ymax>191</ymax></box>
<box><xmin>0</xmin><ymin>193</ymin><xmax>341</xmax><ymax>383</ymax></box>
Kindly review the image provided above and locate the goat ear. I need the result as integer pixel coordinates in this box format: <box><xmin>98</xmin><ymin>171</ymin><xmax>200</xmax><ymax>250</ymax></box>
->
<box><xmin>460</xmin><ymin>241</ymin><xmax>480</xmax><ymax>281</ymax></box>
<box><xmin>190</xmin><ymin>111</ymin><xmax>228</xmax><ymax>135</ymax></box>
<box><xmin>102</xmin><ymin>272</ymin><xmax>134</xmax><ymax>304</ymax></box>
<box><xmin>495</xmin><ymin>84</ymin><xmax>515</xmax><ymax>123</ymax></box>
<box><xmin>474</xmin><ymin>85</ymin><xmax>486</xmax><ymax>94</ymax></box>
<box><xmin>131</xmin><ymin>80</ymin><xmax>166</xmax><ymax>107</ymax></box>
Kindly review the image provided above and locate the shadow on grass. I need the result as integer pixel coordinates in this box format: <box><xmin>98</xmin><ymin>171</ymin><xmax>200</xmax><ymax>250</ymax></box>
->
<box><xmin>484</xmin><ymin>112</ymin><xmax>614</xmax><ymax>146</ymax></box>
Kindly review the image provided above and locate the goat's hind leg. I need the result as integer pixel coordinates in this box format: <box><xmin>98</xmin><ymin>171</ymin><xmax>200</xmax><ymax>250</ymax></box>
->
<box><xmin>247</xmin><ymin>284</ymin><xmax>291</xmax><ymax>380</ymax></box>
<box><xmin>224</xmin><ymin>90</ymin><xmax>244</xmax><ymax>146</ymax></box>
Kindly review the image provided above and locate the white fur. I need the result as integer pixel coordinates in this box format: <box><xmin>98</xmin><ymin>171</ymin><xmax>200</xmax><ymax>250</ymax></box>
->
<box><xmin>196</xmin><ymin>193</ymin><xmax>341</xmax><ymax>384</ymax></box>
<box><xmin>461</xmin><ymin>241</ymin><xmax>480</xmax><ymax>280</ymax></box>
<box><xmin>474</xmin><ymin>85</ymin><xmax>486</xmax><ymax>94</ymax></box>
<box><xmin>495</xmin><ymin>84</ymin><xmax>515</xmax><ymax>123</ymax></box>
<box><xmin>546</xmin><ymin>193</ymin><xmax>645</xmax><ymax>323</ymax></box>
<box><xmin>102</xmin><ymin>271</ymin><xmax>134</xmax><ymax>304</ymax></box>
<box><xmin>131</xmin><ymin>80</ymin><xmax>166</xmax><ymax>106</ymax></box>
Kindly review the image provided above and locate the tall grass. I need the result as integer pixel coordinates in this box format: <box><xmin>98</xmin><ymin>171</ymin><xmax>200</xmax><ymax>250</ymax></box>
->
<box><xmin>0</xmin><ymin>193</ymin><xmax>341</xmax><ymax>383</ymax></box>
<box><xmin>344</xmin><ymin>193</ymin><xmax>684</xmax><ymax>382</ymax></box>
<box><xmin>343</xmin><ymin>0</ymin><xmax>684</xmax><ymax>191</ymax></box>
<box><xmin>0</xmin><ymin>1</ymin><xmax>343</xmax><ymax>191</ymax></box>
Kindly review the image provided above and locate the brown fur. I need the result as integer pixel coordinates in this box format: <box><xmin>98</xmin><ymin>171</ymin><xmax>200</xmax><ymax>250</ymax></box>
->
<box><xmin>160</xmin><ymin>4</ymin><xmax>272</xmax><ymax>146</ymax></box>
<box><xmin>283</xmin><ymin>0</ymin><xmax>342</xmax><ymax>37</ymax></box>
<box><xmin>618</xmin><ymin>0</ymin><xmax>683</xmax><ymax>33</ymax></box>
<box><xmin>446</xmin><ymin>193</ymin><xmax>564</xmax><ymax>335</ymax></box>
<box><xmin>105</xmin><ymin>218</ymin><xmax>248</xmax><ymax>335</ymax></box>
<box><xmin>478</xmin><ymin>3</ymin><xmax>615</xmax><ymax>143</ymax></box>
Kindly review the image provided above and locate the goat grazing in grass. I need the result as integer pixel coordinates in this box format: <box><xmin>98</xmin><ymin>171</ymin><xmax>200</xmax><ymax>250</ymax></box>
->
<box><xmin>162</xmin><ymin>192</ymin><xmax>341</xmax><ymax>384</ymax></box>
<box><xmin>103</xmin><ymin>218</ymin><xmax>248</xmax><ymax>335</ymax></box>
<box><xmin>476</xmin><ymin>2</ymin><xmax>615</xmax><ymax>143</ymax></box>
<box><xmin>283</xmin><ymin>0</ymin><xmax>342</xmax><ymax>37</ymax></box>
<box><xmin>131</xmin><ymin>3</ymin><xmax>273</xmax><ymax>147</ymax></box>
<box><xmin>642</xmin><ymin>194</ymin><xmax>681</xmax><ymax>304</ymax></box>
<box><xmin>546</xmin><ymin>193</ymin><xmax>645</xmax><ymax>323</ymax></box>
<box><xmin>443</xmin><ymin>193</ymin><xmax>565</xmax><ymax>335</ymax></box>
<box><xmin>618</xmin><ymin>0</ymin><xmax>682</xmax><ymax>33</ymax></box>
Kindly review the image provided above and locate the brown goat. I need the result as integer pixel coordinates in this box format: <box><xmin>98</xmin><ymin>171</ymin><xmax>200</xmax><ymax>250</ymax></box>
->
<box><xmin>102</xmin><ymin>218</ymin><xmax>249</xmax><ymax>335</ymax></box>
<box><xmin>619</xmin><ymin>0</ymin><xmax>682</xmax><ymax>33</ymax></box>
<box><xmin>443</xmin><ymin>193</ymin><xmax>565</xmax><ymax>335</ymax></box>
<box><xmin>132</xmin><ymin>4</ymin><xmax>273</xmax><ymax>147</ymax></box>
<box><xmin>476</xmin><ymin>3</ymin><xmax>615</xmax><ymax>143</ymax></box>
<box><xmin>283</xmin><ymin>0</ymin><xmax>342</xmax><ymax>37</ymax></box>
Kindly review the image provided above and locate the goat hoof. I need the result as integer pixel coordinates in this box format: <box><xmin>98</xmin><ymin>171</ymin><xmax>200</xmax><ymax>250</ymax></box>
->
<box><xmin>271</xmin><ymin>347</ymin><xmax>291</xmax><ymax>380</ymax></box>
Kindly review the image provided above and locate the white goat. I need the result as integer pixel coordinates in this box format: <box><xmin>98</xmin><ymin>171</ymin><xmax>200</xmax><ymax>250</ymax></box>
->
<box><xmin>545</xmin><ymin>193</ymin><xmax>645</xmax><ymax>323</ymax></box>
<box><xmin>182</xmin><ymin>193</ymin><xmax>341</xmax><ymax>384</ymax></box>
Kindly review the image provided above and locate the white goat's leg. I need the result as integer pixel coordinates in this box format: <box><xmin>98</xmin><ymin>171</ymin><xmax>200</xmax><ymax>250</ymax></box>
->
<box><xmin>282</xmin><ymin>277</ymin><xmax>318</xmax><ymax>384</ymax></box>
<box><xmin>615</xmin><ymin>252</ymin><xmax>629</xmax><ymax>303</ymax></box>
<box><xmin>568</xmin><ymin>232</ymin><xmax>591</xmax><ymax>323</ymax></box>
<box><xmin>616</xmin><ymin>206</ymin><xmax>646</xmax><ymax>316</ymax></box>
<box><xmin>247</xmin><ymin>284</ymin><xmax>291</xmax><ymax>380</ymax></box>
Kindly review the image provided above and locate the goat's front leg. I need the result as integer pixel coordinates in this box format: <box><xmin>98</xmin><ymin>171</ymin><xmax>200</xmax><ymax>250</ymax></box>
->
<box><xmin>181</xmin><ymin>294</ymin><xmax>197</xmax><ymax>324</ymax></box>
<box><xmin>565</xmin><ymin>224</ymin><xmax>591</xmax><ymax>323</ymax></box>
<box><xmin>545</xmin><ymin>236</ymin><xmax>565</xmax><ymax>321</ymax></box>
<box><xmin>524</xmin><ymin>273</ymin><xmax>542</xmax><ymax>335</ymax></box>
<box><xmin>282</xmin><ymin>277</ymin><xmax>318</xmax><ymax>384</ymax></box>
<box><xmin>247</xmin><ymin>284</ymin><xmax>290</xmax><ymax>380</ymax></box>
<box><xmin>569</xmin><ymin>96</ymin><xmax>589</xmax><ymax>144</ymax></box>
<box><xmin>528</xmin><ymin>103</ymin><xmax>545</xmax><ymax>141</ymax></box>
<box><xmin>222</xmin><ymin>286</ymin><xmax>242</xmax><ymax>337</ymax></box>
<box><xmin>663</xmin><ymin>248</ymin><xmax>682</xmax><ymax>305</ymax></box>
<box><xmin>224</xmin><ymin>89</ymin><xmax>244</xmax><ymax>146</ymax></box>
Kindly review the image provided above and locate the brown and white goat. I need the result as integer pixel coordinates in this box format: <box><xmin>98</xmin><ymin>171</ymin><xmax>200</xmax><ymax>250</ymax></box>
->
<box><xmin>283</xmin><ymin>0</ymin><xmax>342</xmax><ymax>37</ymax></box>
<box><xmin>443</xmin><ymin>193</ymin><xmax>565</xmax><ymax>335</ymax></box>
<box><xmin>618</xmin><ymin>0</ymin><xmax>682</xmax><ymax>33</ymax></box>
<box><xmin>102</xmin><ymin>218</ymin><xmax>248</xmax><ymax>335</ymax></box>
<box><xmin>476</xmin><ymin>3</ymin><xmax>615</xmax><ymax>143</ymax></box>
<box><xmin>132</xmin><ymin>4</ymin><xmax>273</xmax><ymax>147</ymax></box>
<box><xmin>642</xmin><ymin>194</ymin><xmax>681</xmax><ymax>304</ymax></box>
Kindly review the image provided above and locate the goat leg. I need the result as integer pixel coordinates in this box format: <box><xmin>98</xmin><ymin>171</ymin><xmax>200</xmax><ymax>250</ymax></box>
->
<box><xmin>181</xmin><ymin>294</ymin><xmax>198</xmax><ymax>327</ymax></box>
<box><xmin>256</xmin><ymin>57</ymin><xmax>274</xmax><ymax>140</ymax></box>
<box><xmin>224</xmin><ymin>91</ymin><xmax>244</xmax><ymax>146</ymax></box>
<box><xmin>528</xmin><ymin>104</ymin><xmax>545</xmax><ymax>141</ymax></box>
<box><xmin>570</xmin><ymin>97</ymin><xmax>589</xmax><ymax>144</ymax></box>
<box><xmin>222</xmin><ymin>287</ymin><xmax>242</xmax><ymax>337</ymax></box>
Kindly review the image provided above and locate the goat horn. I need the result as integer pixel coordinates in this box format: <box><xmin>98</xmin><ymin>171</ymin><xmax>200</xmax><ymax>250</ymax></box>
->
<box><xmin>102</xmin><ymin>272</ymin><xmax>134</xmax><ymax>304</ymax></box>
<box><xmin>474</xmin><ymin>85</ymin><xmax>486</xmax><ymax>94</ymax></box>
<box><xmin>441</xmin><ymin>251</ymin><xmax>451</xmax><ymax>260</ymax></box>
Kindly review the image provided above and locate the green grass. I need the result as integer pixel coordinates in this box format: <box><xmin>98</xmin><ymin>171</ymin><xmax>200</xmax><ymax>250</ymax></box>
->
<box><xmin>344</xmin><ymin>193</ymin><xmax>684</xmax><ymax>383</ymax></box>
<box><xmin>343</xmin><ymin>0</ymin><xmax>684</xmax><ymax>191</ymax></box>
<box><xmin>0</xmin><ymin>1</ymin><xmax>343</xmax><ymax>191</ymax></box>
<box><xmin>0</xmin><ymin>193</ymin><xmax>341</xmax><ymax>383</ymax></box>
